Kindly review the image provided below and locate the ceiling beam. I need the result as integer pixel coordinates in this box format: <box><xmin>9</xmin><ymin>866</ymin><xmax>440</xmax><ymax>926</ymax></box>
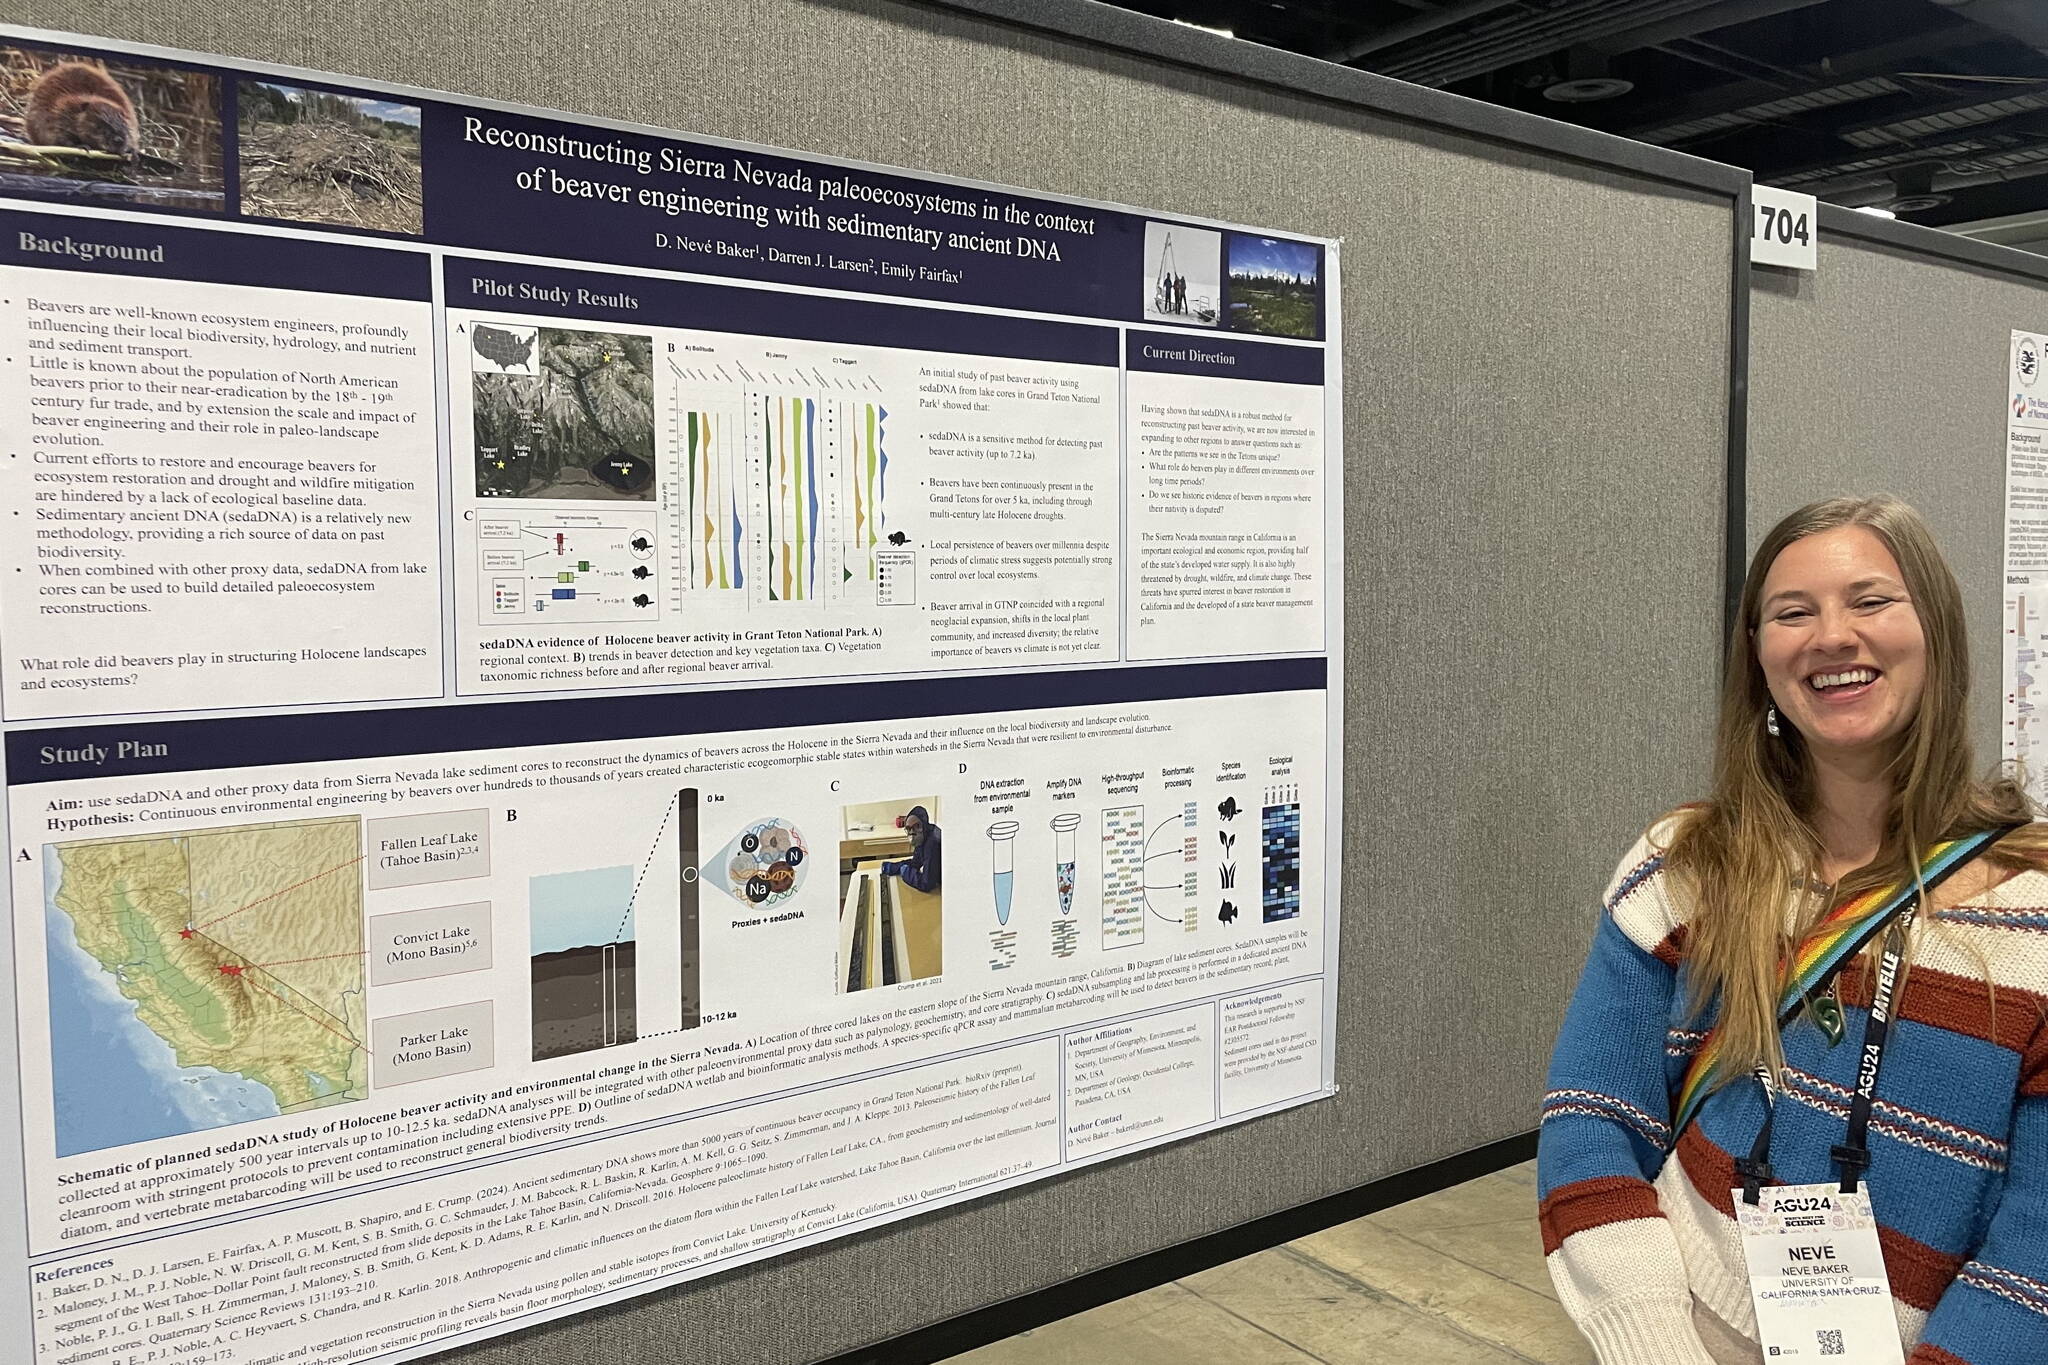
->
<box><xmin>1834</xmin><ymin>86</ymin><xmax>2048</xmax><ymax>148</ymax></box>
<box><xmin>1766</xmin><ymin>126</ymin><xmax>2037</xmax><ymax>189</ymax></box>
<box><xmin>1932</xmin><ymin>0</ymin><xmax>2048</xmax><ymax>59</ymax></box>
<box><xmin>1382</xmin><ymin>0</ymin><xmax>1858</xmax><ymax>90</ymax></box>
<box><xmin>1615</xmin><ymin>28</ymin><xmax>1981</xmax><ymax>137</ymax></box>
<box><xmin>1322</xmin><ymin>0</ymin><xmax>1524</xmax><ymax>65</ymax></box>
<box><xmin>1588</xmin><ymin>0</ymin><xmax>1833</xmax><ymax>57</ymax></box>
<box><xmin>1384</xmin><ymin>0</ymin><xmax>1743</xmax><ymax>87</ymax></box>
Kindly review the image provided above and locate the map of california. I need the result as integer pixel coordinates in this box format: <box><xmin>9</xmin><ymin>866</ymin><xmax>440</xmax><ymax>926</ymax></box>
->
<box><xmin>50</xmin><ymin>816</ymin><xmax>368</xmax><ymax>1149</ymax></box>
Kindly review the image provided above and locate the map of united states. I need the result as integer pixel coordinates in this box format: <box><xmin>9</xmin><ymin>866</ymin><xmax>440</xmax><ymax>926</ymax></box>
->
<box><xmin>51</xmin><ymin>816</ymin><xmax>368</xmax><ymax>1132</ymax></box>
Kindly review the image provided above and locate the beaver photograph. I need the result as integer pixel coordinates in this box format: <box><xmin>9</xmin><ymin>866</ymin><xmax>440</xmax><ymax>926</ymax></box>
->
<box><xmin>0</xmin><ymin>44</ymin><xmax>223</xmax><ymax>207</ymax></box>
<box><xmin>24</xmin><ymin>61</ymin><xmax>138</xmax><ymax>159</ymax></box>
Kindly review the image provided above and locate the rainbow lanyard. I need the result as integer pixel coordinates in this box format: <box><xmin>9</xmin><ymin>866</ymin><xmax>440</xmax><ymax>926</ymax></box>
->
<box><xmin>1669</xmin><ymin>824</ymin><xmax>2019</xmax><ymax>1142</ymax></box>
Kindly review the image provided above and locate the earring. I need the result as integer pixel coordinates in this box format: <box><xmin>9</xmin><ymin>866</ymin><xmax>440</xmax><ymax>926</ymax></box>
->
<box><xmin>1766</xmin><ymin>705</ymin><xmax>1781</xmax><ymax>738</ymax></box>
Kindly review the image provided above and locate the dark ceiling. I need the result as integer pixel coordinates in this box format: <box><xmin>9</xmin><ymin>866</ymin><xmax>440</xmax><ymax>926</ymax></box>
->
<box><xmin>1093</xmin><ymin>0</ymin><xmax>2048</xmax><ymax>229</ymax></box>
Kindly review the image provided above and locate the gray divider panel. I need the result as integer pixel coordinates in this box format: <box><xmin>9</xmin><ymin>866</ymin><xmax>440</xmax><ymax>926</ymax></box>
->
<box><xmin>20</xmin><ymin>1</ymin><xmax>1735</xmax><ymax>1358</ymax></box>
<box><xmin>1749</xmin><ymin>207</ymin><xmax>2048</xmax><ymax>766</ymax></box>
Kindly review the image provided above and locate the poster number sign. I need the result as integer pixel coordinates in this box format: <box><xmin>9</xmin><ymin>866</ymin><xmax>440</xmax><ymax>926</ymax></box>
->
<box><xmin>1751</xmin><ymin>185</ymin><xmax>1818</xmax><ymax>270</ymax></box>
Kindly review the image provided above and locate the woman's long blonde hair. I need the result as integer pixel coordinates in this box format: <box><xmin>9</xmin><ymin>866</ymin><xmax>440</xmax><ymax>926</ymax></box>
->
<box><xmin>1662</xmin><ymin>495</ymin><xmax>2044</xmax><ymax>1081</ymax></box>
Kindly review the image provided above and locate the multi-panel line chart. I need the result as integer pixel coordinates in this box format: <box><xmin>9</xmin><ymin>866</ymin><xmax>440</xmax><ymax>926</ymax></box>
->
<box><xmin>479</xmin><ymin>512</ymin><xmax>660</xmax><ymax>623</ymax></box>
<box><xmin>662</xmin><ymin>363</ymin><xmax>897</xmax><ymax>616</ymax></box>
<box><xmin>841</xmin><ymin>397</ymin><xmax>891</xmax><ymax>587</ymax></box>
<box><xmin>675</xmin><ymin>402</ymin><xmax>745</xmax><ymax>596</ymax></box>
<box><xmin>753</xmin><ymin>392</ymin><xmax>895</xmax><ymax>607</ymax></box>
<box><xmin>761</xmin><ymin>393</ymin><xmax>827</xmax><ymax>605</ymax></box>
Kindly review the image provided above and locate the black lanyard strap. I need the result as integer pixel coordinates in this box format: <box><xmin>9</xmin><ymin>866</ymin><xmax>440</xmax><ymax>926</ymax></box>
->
<box><xmin>1738</xmin><ymin>1064</ymin><xmax>1777</xmax><ymax>1206</ymax></box>
<box><xmin>1830</xmin><ymin>911</ymin><xmax>1912</xmax><ymax>1195</ymax></box>
<box><xmin>1727</xmin><ymin>822</ymin><xmax>2023</xmax><ymax>1200</ymax></box>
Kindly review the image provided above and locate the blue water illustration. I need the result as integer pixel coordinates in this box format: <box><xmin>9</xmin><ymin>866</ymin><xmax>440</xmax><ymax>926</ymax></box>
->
<box><xmin>994</xmin><ymin>870</ymin><xmax>1014</xmax><ymax>926</ymax></box>
<box><xmin>45</xmin><ymin>857</ymin><xmax>280</xmax><ymax>1158</ymax></box>
<box><xmin>530</xmin><ymin>865</ymin><xmax>635</xmax><ymax>953</ymax></box>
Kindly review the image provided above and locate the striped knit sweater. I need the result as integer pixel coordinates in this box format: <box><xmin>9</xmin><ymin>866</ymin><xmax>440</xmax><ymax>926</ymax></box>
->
<box><xmin>1538</xmin><ymin>822</ymin><xmax>2048</xmax><ymax>1365</ymax></box>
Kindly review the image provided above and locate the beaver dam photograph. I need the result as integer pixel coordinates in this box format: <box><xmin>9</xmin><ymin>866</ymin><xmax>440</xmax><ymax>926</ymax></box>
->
<box><xmin>0</xmin><ymin>45</ymin><xmax>223</xmax><ymax>209</ymax></box>
<box><xmin>239</xmin><ymin>82</ymin><xmax>423</xmax><ymax>234</ymax></box>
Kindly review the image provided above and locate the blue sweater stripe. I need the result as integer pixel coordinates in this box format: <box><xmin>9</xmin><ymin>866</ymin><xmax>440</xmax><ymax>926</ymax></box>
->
<box><xmin>1918</xmin><ymin>1094</ymin><xmax>2048</xmax><ymax>1365</ymax></box>
<box><xmin>1688</xmin><ymin>1005</ymin><xmax>2018</xmax><ymax>1257</ymax></box>
<box><xmin>1545</xmin><ymin>850</ymin><xmax>2048</xmax><ymax>1364</ymax></box>
<box><xmin>1539</xmin><ymin>911</ymin><xmax>1680</xmax><ymax>1202</ymax></box>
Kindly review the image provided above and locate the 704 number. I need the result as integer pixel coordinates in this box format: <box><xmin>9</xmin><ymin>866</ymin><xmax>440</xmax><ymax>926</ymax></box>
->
<box><xmin>1757</xmin><ymin>204</ymin><xmax>1810</xmax><ymax>246</ymax></box>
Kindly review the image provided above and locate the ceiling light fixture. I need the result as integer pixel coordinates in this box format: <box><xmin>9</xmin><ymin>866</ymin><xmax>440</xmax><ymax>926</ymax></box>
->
<box><xmin>1542</xmin><ymin>76</ymin><xmax>1635</xmax><ymax>103</ymax></box>
<box><xmin>1885</xmin><ymin>165</ymin><xmax>1951</xmax><ymax>215</ymax></box>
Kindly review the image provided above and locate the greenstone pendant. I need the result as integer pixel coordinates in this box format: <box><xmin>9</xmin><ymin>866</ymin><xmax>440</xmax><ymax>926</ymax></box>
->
<box><xmin>1811</xmin><ymin>994</ymin><xmax>1846</xmax><ymax>1047</ymax></box>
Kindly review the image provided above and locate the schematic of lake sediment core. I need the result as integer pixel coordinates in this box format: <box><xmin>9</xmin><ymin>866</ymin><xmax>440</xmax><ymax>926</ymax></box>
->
<box><xmin>529</xmin><ymin>865</ymin><xmax>638</xmax><ymax>1062</ymax></box>
<box><xmin>663</xmin><ymin>369</ymin><xmax>900</xmax><ymax>614</ymax></box>
<box><xmin>476</xmin><ymin>512</ymin><xmax>660</xmax><ymax>624</ymax></box>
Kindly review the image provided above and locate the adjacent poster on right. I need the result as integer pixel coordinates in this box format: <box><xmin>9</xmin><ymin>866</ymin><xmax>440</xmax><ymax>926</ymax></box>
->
<box><xmin>2004</xmin><ymin>330</ymin><xmax>2048</xmax><ymax>795</ymax></box>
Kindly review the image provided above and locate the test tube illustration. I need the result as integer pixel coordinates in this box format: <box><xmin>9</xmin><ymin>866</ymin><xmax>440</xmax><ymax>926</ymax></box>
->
<box><xmin>988</xmin><ymin>820</ymin><xmax>1021</xmax><ymax>925</ymax></box>
<box><xmin>1051</xmin><ymin>813</ymin><xmax>1080</xmax><ymax>916</ymax></box>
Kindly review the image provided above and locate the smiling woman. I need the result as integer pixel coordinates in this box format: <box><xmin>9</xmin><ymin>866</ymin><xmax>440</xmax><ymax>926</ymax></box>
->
<box><xmin>1537</xmin><ymin>496</ymin><xmax>2048</xmax><ymax>1365</ymax></box>
<box><xmin>1755</xmin><ymin>526</ymin><xmax>1927</xmax><ymax>777</ymax></box>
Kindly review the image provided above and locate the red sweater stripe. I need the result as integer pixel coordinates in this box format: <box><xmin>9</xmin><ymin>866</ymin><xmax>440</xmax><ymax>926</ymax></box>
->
<box><xmin>1537</xmin><ymin>1175</ymin><xmax>1663</xmax><ymax>1256</ymax></box>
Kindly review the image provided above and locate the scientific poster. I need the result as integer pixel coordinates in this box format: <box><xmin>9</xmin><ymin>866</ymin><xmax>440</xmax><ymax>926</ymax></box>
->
<box><xmin>2007</xmin><ymin>330</ymin><xmax>2048</xmax><ymax>794</ymax></box>
<box><xmin>0</xmin><ymin>27</ymin><xmax>1342</xmax><ymax>1365</ymax></box>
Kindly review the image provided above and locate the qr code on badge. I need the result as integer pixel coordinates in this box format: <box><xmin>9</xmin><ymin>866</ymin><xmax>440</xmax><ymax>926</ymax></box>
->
<box><xmin>1818</xmin><ymin>1328</ymin><xmax>1845</xmax><ymax>1356</ymax></box>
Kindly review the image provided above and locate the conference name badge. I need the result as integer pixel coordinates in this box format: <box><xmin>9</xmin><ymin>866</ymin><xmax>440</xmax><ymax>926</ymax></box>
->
<box><xmin>1735</xmin><ymin>1184</ymin><xmax>1902</xmax><ymax>1363</ymax></box>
